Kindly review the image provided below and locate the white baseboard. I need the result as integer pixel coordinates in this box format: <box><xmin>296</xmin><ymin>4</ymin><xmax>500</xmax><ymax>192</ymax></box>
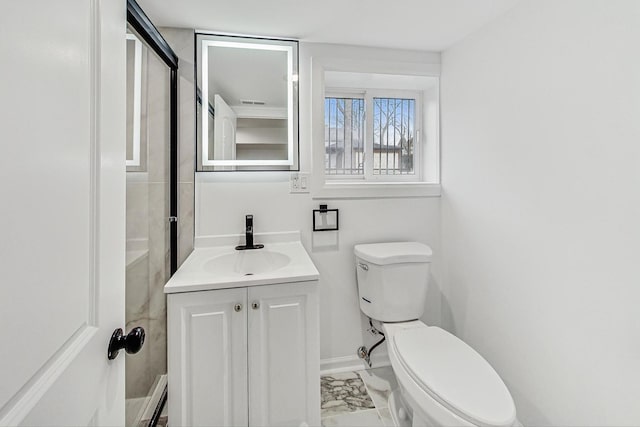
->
<box><xmin>320</xmin><ymin>352</ymin><xmax>391</xmax><ymax>375</ymax></box>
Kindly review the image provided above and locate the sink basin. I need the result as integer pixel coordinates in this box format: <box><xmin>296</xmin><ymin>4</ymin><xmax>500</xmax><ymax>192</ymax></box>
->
<box><xmin>204</xmin><ymin>250</ymin><xmax>291</xmax><ymax>276</ymax></box>
<box><xmin>164</xmin><ymin>234</ymin><xmax>320</xmax><ymax>294</ymax></box>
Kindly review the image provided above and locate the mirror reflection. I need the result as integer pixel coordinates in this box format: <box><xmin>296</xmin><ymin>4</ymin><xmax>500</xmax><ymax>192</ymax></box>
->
<box><xmin>126</xmin><ymin>32</ymin><xmax>146</xmax><ymax>171</ymax></box>
<box><xmin>196</xmin><ymin>34</ymin><xmax>299</xmax><ymax>171</ymax></box>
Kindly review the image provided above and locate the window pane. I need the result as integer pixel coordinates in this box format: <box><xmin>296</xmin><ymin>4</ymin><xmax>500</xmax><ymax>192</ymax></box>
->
<box><xmin>324</xmin><ymin>97</ymin><xmax>365</xmax><ymax>175</ymax></box>
<box><xmin>373</xmin><ymin>98</ymin><xmax>415</xmax><ymax>175</ymax></box>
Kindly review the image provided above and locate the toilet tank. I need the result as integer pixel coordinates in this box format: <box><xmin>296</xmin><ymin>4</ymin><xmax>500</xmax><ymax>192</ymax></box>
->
<box><xmin>354</xmin><ymin>242</ymin><xmax>432</xmax><ymax>322</ymax></box>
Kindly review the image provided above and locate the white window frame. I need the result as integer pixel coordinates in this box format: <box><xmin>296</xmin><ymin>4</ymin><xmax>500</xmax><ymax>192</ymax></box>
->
<box><xmin>324</xmin><ymin>90</ymin><xmax>366</xmax><ymax>180</ymax></box>
<box><xmin>311</xmin><ymin>57</ymin><xmax>441</xmax><ymax>199</ymax></box>
<box><xmin>325</xmin><ymin>88</ymin><xmax>423</xmax><ymax>183</ymax></box>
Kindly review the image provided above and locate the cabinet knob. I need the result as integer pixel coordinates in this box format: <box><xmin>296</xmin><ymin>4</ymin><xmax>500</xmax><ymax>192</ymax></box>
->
<box><xmin>234</xmin><ymin>303</ymin><xmax>243</xmax><ymax>312</ymax></box>
<box><xmin>252</xmin><ymin>301</ymin><xmax>260</xmax><ymax>310</ymax></box>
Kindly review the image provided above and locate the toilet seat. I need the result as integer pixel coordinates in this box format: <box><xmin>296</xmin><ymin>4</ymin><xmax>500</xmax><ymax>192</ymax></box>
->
<box><xmin>392</xmin><ymin>326</ymin><xmax>516</xmax><ymax>427</ymax></box>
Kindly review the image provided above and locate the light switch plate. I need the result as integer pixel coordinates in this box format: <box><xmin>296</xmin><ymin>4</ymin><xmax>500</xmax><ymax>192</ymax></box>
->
<box><xmin>290</xmin><ymin>172</ymin><xmax>310</xmax><ymax>193</ymax></box>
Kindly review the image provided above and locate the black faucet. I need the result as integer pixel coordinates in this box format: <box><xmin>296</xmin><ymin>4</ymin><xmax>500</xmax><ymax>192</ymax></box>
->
<box><xmin>245</xmin><ymin>215</ymin><xmax>254</xmax><ymax>247</ymax></box>
<box><xmin>235</xmin><ymin>215</ymin><xmax>264</xmax><ymax>250</ymax></box>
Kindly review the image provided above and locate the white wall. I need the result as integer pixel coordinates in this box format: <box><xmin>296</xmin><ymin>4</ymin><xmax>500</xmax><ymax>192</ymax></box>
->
<box><xmin>196</xmin><ymin>43</ymin><xmax>443</xmax><ymax>365</ymax></box>
<box><xmin>441</xmin><ymin>1</ymin><xmax>640</xmax><ymax>425</ymax></box>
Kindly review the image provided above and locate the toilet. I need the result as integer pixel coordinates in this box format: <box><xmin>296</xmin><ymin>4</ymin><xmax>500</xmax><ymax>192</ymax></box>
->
<box><xmin>355</xmin><ymin>242</ymin><xmax>519</xmax><ymax>427</ymax></box>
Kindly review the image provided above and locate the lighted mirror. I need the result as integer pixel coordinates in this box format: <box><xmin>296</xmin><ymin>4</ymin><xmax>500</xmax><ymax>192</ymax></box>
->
<box><xmin>196</xmin><ymin>33</ymin><xmax>299</xmax><ymax>171</ymax></box>
<box><xmin>126</xmin><ymin>32</ymin><xmax>146</xmax><ymax>171</ymax></box>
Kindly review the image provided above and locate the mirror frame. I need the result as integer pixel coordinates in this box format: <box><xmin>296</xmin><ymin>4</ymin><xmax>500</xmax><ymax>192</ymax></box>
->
<box><xmin>196</xmin><ymin>33</ymin><xmax>299</xmax><ymax>171</ymax></box>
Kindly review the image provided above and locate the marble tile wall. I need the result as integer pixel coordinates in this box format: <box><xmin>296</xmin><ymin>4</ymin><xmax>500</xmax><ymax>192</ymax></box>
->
<box><xmin>125</xmin><ymin>27</ymin><xmax>196</xmax><ymax>400</ymax></box>
<box><xmin>125</xmin><ymin>39</ymin><xmax>172</xmax><ymax>399</ymax></box>
<box><xmin>160</xmin><ymin>27</ymin><xmax>196</xmax><ymax>267</ymax></box>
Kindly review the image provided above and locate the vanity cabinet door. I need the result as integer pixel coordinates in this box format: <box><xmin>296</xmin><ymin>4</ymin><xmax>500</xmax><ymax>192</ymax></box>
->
<box><xmin>247</xmin><ymin>281</ymin><xmax>320</xmax><ymax>427</ymax></box>
<box><xmin>168</xmin><ymin>288</ymin><xmax>248</xmax><ymax>427</ymax></box>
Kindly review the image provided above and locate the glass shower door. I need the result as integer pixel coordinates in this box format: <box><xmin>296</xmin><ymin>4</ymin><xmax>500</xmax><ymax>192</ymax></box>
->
<box><xmin>125</xmin><ymin>26</ymin><xmax>172</xmax><ymax>427</ymax></box>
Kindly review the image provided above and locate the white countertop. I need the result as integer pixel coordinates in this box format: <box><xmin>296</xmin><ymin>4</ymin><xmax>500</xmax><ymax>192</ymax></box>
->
<box><xmin>164</xmin><ymin>233</ymin><xmax>319</xmax><ymax>294</ymax></box>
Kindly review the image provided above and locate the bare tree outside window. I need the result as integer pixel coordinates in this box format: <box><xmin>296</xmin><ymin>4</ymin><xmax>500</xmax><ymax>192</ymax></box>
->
<box><xmin>325</xmin><ymin>96</ymin><xmax>415</xmax><ymax>176</ymax></box>
<box><xmin>325</xmin><ymin>97</ymin><xmax>365</xmax><ymax>175</ymax></box>
<box><xmin>373</xmin><ymin>98</ymin><xmax>415</xmax><ymax>175</ymax></box>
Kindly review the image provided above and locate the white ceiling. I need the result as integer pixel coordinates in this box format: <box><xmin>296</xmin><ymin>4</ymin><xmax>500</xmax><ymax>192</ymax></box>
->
<box><xmin>138</xmin><ymin>0</ymin><xmax>521</xmax><ymax>51</ymax></box>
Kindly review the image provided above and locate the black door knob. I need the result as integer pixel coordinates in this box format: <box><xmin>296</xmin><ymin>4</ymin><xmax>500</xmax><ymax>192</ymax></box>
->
<box><xmin>107</xmin><ymin>326</ymin><xmax>145</xmax><ymax>360</ymax></box>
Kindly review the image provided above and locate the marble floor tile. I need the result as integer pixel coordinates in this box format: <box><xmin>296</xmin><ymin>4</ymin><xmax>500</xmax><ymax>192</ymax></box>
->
<box><xmin>357</xmin><ymin>366</ymin><xmax>398</xmax><ymax>410</ymax></box>
<box><xmin>321</xmin><ymin>409</ymin><xmax>385</xmax><ymax>427</ymax></box>
<box><xmin>321</xmin><ymin>371</ymin><xmax>375</xmax><ymax>418</ymax></box>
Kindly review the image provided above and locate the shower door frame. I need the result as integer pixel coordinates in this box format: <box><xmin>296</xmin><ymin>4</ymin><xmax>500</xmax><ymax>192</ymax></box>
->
<box><xmin>127</xmin><ymin>0</ymin><xmax>179</xmax><ymax>275</ymax></box>
<box><xmin>126</xmin><ymin>1</ymin><xmax>178</xmax><ymax>425</ymax></box>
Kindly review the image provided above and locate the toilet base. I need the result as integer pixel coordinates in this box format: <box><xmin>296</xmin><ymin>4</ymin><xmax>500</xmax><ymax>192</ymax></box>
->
<box><xmin>388</xmin><ymin>389</ymin><xmax>412</xmax><ymax>427</ymax></box>
<box><xmin>388</xmin><ymin>385</ymin><xmax>524</xmax><ymax>427</ymax></box>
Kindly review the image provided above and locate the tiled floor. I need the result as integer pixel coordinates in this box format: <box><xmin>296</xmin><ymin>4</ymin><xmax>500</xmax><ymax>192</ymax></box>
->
<box><xmin>321</xmin><ymin>366</ymin><xmax>398</xmax><ymax>427</ymax></box>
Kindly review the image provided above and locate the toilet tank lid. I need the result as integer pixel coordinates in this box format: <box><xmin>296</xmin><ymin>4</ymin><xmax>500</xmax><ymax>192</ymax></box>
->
<box><xmin>354</xmin><ymin>242</ymin><xmax>433</xmax><ymax>265</ymax></box>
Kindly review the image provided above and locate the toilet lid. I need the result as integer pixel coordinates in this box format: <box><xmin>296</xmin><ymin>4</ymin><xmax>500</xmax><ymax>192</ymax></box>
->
<box><xmin>393</xmin><ymin>327</ymin><xmax>516</xmax><ymax>427</ymax></box>
<box><xmin>354</xmin><ymin>242</ymin><xmax>432</xmax><ymax>265</ymax></box>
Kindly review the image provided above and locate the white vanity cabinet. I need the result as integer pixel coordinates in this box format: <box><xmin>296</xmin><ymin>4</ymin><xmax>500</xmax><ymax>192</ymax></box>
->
<box><xmin>167</xmin><ymin>280</ymin><xmax>320</xmax><ymax>427</ymax></box>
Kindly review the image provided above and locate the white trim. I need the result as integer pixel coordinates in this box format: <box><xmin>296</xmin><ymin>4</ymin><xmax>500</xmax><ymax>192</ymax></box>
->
<box><xmin>313</xmin><ymin>182</ymin><xmax>441</xmax><ymax>199</ymax></box>
<box><xmin>320</xmin><ymin>353</ymin><xmax>391</xmax><ymax>375</ymax></box>
<box><xmin>325</xmin><ymin>89</ymin><xmax>366</xmax><ymax>98</ymax></box>
<box><xmin>315</xmin><ymin>57</ymin><xmax>440</xmax><ymax>77</ymax></box>
<box><xmin>311</xmin><ymin>55</ymin><xmax>441</xmax><ymax>200</ymax></box>
<box><xmin>89</xmin><ymin>0</ymin><xmax>100</xmax><ymax>327</ymax></box>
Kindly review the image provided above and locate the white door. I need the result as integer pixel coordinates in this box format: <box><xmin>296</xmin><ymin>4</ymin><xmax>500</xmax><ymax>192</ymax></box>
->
<box><xmin>248</xmin><ymin>282</ymin><xmax>320</xmax><ymax>427</ymax></box>
<box><xmin>167</xmin><ymin>289</ymin><xmax>248</xmax><ymax>427</ymax></box>
<box><xmin>213</xmin><ymin>94</ymin><xmax>237</xmax><ymax>161</ymax></box>
<box><xmin>0</xmin><ymin>1</ymin><xmax>126</xmax><ymax>425</ymax></box>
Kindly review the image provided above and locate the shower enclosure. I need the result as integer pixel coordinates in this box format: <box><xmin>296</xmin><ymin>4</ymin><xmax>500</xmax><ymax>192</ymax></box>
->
<box><xmin>125</xmin><ymin>1</ymin><xmax>178</xmax><ymax>426</ymax></box>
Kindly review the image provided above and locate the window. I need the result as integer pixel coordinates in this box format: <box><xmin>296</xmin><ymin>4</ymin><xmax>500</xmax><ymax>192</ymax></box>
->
<box><xmin>324</xmin><ymin>90</ymin><xmax>421</xmax><ymax>181</ymax></box>
<box><xmin>372</xmin><ymin>97</ymin><xmax>416</xmax><ymax>176</ymax></box>
<box><xmin>325</xmin><ymin>97</ymin><xmax>365</xmax><ymax>175</ymax></box>
<box><xmin>313</xmin><ymin>66</ymin><xmax>440</xmax><ymax>198</ymax></box>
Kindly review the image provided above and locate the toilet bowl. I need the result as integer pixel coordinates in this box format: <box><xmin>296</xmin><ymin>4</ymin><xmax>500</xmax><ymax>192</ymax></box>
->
<box><xmin>354</xmin><ymin>242</ymin><xmax>519</xmax><ymax>427</ymax></box>
<box><xmin>383</xmin><ymin>321</ymin><xmax>517</xmax><ymax>427</ymax></box>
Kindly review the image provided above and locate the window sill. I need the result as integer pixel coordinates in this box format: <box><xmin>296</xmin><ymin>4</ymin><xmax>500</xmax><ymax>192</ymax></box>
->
<box><xmin>312</xmin><ymin>181</ymin><xmax>441</xmax><ymax>199</ymax></box>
